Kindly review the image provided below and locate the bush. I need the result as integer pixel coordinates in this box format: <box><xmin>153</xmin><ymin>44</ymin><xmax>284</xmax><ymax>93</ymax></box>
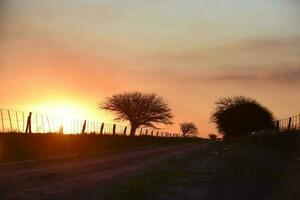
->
<box><xmin>208</xmin><ymin>133</ymin><xmax>217</xmax><ymax>140</ymax></box>
<box><xmin>211</xmin><ymin>96</ymin><xmax>275</xmax><ymax>140</ymax></box>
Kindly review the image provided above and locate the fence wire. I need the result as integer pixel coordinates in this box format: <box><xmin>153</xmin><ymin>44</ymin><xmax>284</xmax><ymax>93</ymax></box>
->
<box><xmin>277</xmin><ymin>114</ymin><xmax>300</xmax><ymax>131</ymax></box>
<box><xmin>0</xmin><ymin>109</ymin><xmax>179</xmax><ymax>137</ymax></box>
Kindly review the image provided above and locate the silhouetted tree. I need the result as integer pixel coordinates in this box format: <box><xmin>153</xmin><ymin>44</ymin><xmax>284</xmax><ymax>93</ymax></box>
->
<box><xmin>208</xmin><ymin>133</ymin><xmax>217</xmax><ymax>140</ymax></box>
<box><xmin>180</xmin><ymin>122</ymin><xmax>198</xmax><ymax>137</ymax></box>
<box><xmin>211</xmin><ymin>96</ymin><xmax>275</xmax><ymax>140</ymax></box>
<box><xmin>99</xmin><ymin>92</ymin><xmax>173</xmax><ymax>136</ymax></box>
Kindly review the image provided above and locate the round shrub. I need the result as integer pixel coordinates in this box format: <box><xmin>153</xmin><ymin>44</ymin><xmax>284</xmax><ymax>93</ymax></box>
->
<box><xmin>211</xmin><ymin>96</ymin><xmax>275</xmax><ymax>140</ymax></box>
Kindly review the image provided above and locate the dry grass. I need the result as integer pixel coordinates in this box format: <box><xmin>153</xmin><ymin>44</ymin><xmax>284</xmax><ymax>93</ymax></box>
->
<box><xmin>0</xmin><ymin>133</ymin><xmax>202</xmax><ymax>162</ymax></box>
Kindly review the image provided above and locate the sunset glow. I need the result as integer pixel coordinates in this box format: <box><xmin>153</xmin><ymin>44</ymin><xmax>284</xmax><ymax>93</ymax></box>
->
<box><xmin>1</xmin><ymin>0</ymin><xmax>300</xmax><ymax>136</ymax></box>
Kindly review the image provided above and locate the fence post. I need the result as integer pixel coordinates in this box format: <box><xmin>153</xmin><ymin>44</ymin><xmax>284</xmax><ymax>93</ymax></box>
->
<box><xmin>100</xmin><ymin>123</ymin><xmax>104</xmax><ymax>134</ymax></box>
<box><xmin>93</xmin><ymin>122</ymin><xmax>96</xmax><ymax>133</ymax></box>
<box><xmin>35</xmin><ymin>113</ymin><xmax>38</xmax><ymax>133</ymax></box>
<box><xmin>288</xmin><ymin>117</ymin><xmax>292</xmax><ymax>130</ymax></box>
<box><xmin>22</xmin><ymin>112</ymin><xmax>25</xmax><ymax>132</ymax></box>
<box><xmin>41</xmin><ymin>115</ymin><xmax>45</xmax><ymax>133</ymax></box>
<box><xmin>151</xmin><ymin>130</ymin><xmax>153</xmax><ymax>136</ymax></box>
<box><xmin>112</xmin><ymin>124</ymin><xmax>116</xmax><ymax>135</ymax></box>
<box><xmin>299</xmin><ymin>114</ymin><xmax>300</xmax><ymax>130</ymax></box>
<box><xmin>0</xmin><ymin>109</ymin><xmax>4</xmax><ymax>131</ymax></box>
<box><xmin>46</xmin><ymin>115</ymin><xmax>51</xmax><ymax>133</ymax></box>
<box><xmin>15</xmin><ymin>112</ymin><xmax>20</xmax><ymax>132</ymax></box>
<box><xmin>59</xmin><ymin>125</ymin><xmax>64</xmax><ymax>134</ymax></box>
<box><xmin>276</xmin><ymin>120</ymin><xmax>280</xmax><ymax>133</ymax></box>
<box><xmin>7</xmin><ymin>110</ymin><xmax>12</xmax><ymax>132</ymax></box>
<box><xmin>82</xmin><ymin>120</ymin><xmax>86</xmax><ymax>134</ymax></box>
<box><xmin>123</xmin><ymin>126</ymin><xmax>127</xmax><ymax>135</ymax></box>
<box><xmin>145</xmin><ymin>129</ymin><xmax>148</xmax><ymax>136</ymax></box>
<box><xmin>25</xmin><ymin>112</ymin><xmax>32</xmax><ymax>133</ymax></box>
<box><xmin>156</xmin><ymin>131</ymin><xmax>159</xmax><ymax>137</ymax></box>
<box><xmin>140</xmin><ymin>128</ymin><xmax>143</xmax><ymax>136</ymax></box>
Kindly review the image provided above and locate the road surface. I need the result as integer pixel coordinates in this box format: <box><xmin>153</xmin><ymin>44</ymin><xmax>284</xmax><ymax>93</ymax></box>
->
<box><xmin>0</xmin><ymin>143</ymin><xmax>201</xmax><ymax>200</ymax></box>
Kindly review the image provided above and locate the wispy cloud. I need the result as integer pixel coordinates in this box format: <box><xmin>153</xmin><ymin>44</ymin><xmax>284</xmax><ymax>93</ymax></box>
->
<box><xmin>200</xmin><ymin>68</ymin><xmax>300</xmax><ymax>84</ymax></box>
<box><xmin>134</xmin><ymin>67</ymin><xmax>300</xmax><ymax>85</ymax></box>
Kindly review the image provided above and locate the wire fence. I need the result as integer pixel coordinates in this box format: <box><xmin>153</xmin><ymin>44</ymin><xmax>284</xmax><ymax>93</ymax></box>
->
<box><xmin>0</xmin><ymin>109</ymin><xmax>179</xmax><ymax>137</ymax></box>
<box><xmin>276</xmin><ymin>114</ymin><xmax>300</xmax><ymax>132</ymax></box>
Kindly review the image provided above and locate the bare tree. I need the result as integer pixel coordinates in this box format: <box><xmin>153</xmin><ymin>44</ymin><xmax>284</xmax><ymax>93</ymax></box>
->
<box><xmin>99</xmin><ymin>92</ymin><xmax>173</xmax><ymax>136</ymax></box>
<box><xmin>180</xmin><ymin>122</ymin><xmax>198</xmax><ymax>137</ymax></box>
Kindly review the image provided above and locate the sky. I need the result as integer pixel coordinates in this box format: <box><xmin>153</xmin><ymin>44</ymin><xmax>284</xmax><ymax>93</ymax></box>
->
<box><xmin>0</xmin><ymin>0</ymin><xmax>300</xmax><ymax>136</ymax></box>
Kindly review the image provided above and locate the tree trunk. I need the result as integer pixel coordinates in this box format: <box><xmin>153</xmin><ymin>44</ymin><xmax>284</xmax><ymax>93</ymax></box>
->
<box><xmin>130</xmin><ymin>124</ymin><xmax>137</xmax><ymax>136</ymax></box>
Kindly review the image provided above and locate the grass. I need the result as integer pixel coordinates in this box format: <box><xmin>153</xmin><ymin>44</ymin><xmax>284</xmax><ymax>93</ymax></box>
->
<box><xmin>106</xmin><ymin>130</ymin><xmax>300</xmax><ymax>200</ymax></box>
<box><xmin>0</xmin><ymin>133</ymin><xmax>202</xmax><ymax>162</ymax></box>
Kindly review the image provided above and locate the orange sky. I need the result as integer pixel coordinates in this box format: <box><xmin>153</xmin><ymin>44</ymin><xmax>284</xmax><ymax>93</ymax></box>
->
<box><xmin>1</xmin><ymin>0</ymin><xmax>300</xmax><ymax>136</ymax></box>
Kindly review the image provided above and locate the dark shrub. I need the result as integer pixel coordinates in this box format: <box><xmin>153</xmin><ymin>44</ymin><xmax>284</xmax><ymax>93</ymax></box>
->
<box><xmin>208</xmin><ymin>133</ymin><xmax>217</xmax><ymax>140</ymax></box>
<box><xmin>211</xmin><ymin>96</ymin><xmax>275</xmax><ymax>140</ymax></box>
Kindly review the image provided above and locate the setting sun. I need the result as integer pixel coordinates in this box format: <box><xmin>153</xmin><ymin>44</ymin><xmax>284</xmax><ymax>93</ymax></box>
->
<box><xmin>0</xmin><ymin>1</ymin><xmax>300</xmax><ymax>199</ymax></box>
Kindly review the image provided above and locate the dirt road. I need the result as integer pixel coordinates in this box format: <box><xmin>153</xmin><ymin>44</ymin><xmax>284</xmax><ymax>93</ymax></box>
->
<box><xmin>0</xmin><ymin>143</ymin><xmax>202</xmax><ymax>200</ymax></box>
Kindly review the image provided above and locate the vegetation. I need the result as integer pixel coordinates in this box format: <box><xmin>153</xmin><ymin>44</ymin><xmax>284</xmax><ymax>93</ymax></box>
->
<box><xmin>107</xmin><ymin>130</ymin><xmax>300</xmax><ymax>200</ymax></box>
<box><xmin>211</xmin><ymin>96</ymin><xmax>275</xmax><ymax>140</ymax></box>
<box><xmin>0</xmin><ymin>133</ymin><xmax>199</xmax><ymax>162</ymax></box>
<box><xmin>99</xmin><ymin>92</ymin><xmax>173</xmax><ymax>136</ymax></box>
<box><xmin>180</xmin><ymin>122</ymin><xmax>198</xmax><ymax>137</ymax></box>
<box><xmin>208</xmin><ymin>133</ymin><xmax>217</xmax><ymax>140</ymax></box>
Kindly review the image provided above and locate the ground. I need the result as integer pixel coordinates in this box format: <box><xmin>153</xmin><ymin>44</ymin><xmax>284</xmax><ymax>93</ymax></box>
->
<box><xmin>0</xmin><ymin>132</ymin><xmax>299</xmax><ymax>200</ymax></box>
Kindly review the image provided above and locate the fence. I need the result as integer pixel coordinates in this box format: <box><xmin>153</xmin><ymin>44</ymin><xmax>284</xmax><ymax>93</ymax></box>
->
<box><xmin>0</xmin><ymin>109</ymin><xmax>179</xmax><ymax>137</ymax></box>
<box><xmin>276</xmin><ymin>114</ymin><xmax>300</xmax><ymax>132</ymax></box>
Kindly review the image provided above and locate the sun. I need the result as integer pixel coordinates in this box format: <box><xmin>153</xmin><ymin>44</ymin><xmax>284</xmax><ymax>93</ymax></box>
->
<box><xmin>26</xmin><ymin>97</ymin><xmax>117</xmax><ymax>134</ymax></box>
<box><xmin>30</xmin><ymin>100</ymin><xmax>92</xmax><ymax>134</ymax></box>
<box><xmin>48</xmin><ymin>105</ymin><xmax>84</xmax><ymax>119</ymax></box>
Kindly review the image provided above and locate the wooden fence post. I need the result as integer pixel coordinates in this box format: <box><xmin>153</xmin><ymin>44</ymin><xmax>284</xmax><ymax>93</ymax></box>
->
<box><xmin>276</xmin><ymin>120</ymin><xmax>280</xmax><ymax>132</ymax></box>
<box><xmin>7</xmin><ymin>110</ymin><xmax>12</xmax><ymax>132</ymax></box>
<box><xmin>140</xmin><ymin>128</ymin><xmax>143</xmax><ymax>136</ymax></box>
<box><xmin>299</xmin><ymin>114</ymin><xmax>300</xmax><ymax>130</ymax></box>
<box><xmin>123</xmin><ymin>126</ymin><xmax>127</xmax><ymax>135</ymax></box>
<box><xmin>41</xmin><ymin>115</ymin><xmax>45</xmax><ymax>133</ymax></box>
<box><xmin>35</xmin><ymin>113</ymin><xmax>38</xmax><ymax>133</ymax></box>
<box><xmin>112</xmin><ymin>124</ymin><xmax>116</xmax><ymax>135</ymax></box>
<box><xmin>0</xmin><ymin>109</ymin><xmax>4</xmax><ymax>131</ymax></box>
<box><xmin>15</xmin><ymin>112</ymin><xmax>20</xmax><ymax>132</ymax></box>
<box><xmin>288</xmin><ymin>117</ymin><xmax>292</xmax><ymax>130</ymax></box>
<box><xmin>25</xmin><ymin>112</ymin><xmax>32</xmax><ymax>133</ymax></box>
<box><xmin>46</xmin><ymin>115</ymin><xmax>51</xmax><ymax>133</ymax></box>
<box><xmin>100</xmin><ymin>123</ymin><xmax>104</xmax><ymax>134</ymax></box>
<box><xmin>59</xmin><ymin>125</ymin><xmax>64</xmax><ymax>134</ymax></box>
<box><xmin>22</xmin><ymin>112</ymin><xmax>25</xmax><ymax>132</ymax></box>
<box><xmin>81</xmin><ymin>120</ymin><xmax>86</xmax><ymax>134</ymax></box>
<box><xmin>145</xmin><ymin>129</ymin><xmax>148</xmax><ymax>136</ymax></box>
<box><xmin>151</xmin><ymin>130</ymin><xmax>153</xmax><ymax>136</ymax></box>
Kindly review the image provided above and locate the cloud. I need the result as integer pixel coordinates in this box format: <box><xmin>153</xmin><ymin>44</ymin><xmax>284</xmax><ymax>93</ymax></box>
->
<box><xmin>266</xmin><ymin>68</ymin><xmax>300</xmax><ymax>83</ymax></box>
<box><xmin>134</xmin><ymin>67</ymin><xmax>300</xmax><ymax>85</ymax></box>
<box><xmin>236</xmin><ymin>37</ymin><xmax>300</xmax><ymax>52</ymax></box>
<box><xmin>199</xmin><ymin>68</ymin><xmax>300</xmax><ymax>84</ymax></box>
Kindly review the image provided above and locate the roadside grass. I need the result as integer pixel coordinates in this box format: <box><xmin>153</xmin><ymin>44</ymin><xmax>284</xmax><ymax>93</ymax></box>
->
<box><xmin>0</xmin><ymin>133</ymin><xmax>203</xmax><ymax>162</ymax></box>
<box><xmin>111</xmin><ymin>164</ymin><xmax>186</xmax><ymax>200</ymax></box>
<box><xmin>107</xmin><ymin>130</ymin><xmax>300</xmax><ymax>200</ymax></box>
<box><xmin>107</xmin><ymin>144</ymin><xmax>215</xmax><ymax>200</ymax></box>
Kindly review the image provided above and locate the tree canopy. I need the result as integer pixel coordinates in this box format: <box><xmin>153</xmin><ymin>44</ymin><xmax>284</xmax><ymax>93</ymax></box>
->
<box><xmin>99</xmin><ymin>92</ymin><xmax>173</xmax><ymax>136</ymax></box>
<box><xmin>180</xmin><ymin>122</ymin><xmax>198</xmax><ymax>137</ymax></box>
